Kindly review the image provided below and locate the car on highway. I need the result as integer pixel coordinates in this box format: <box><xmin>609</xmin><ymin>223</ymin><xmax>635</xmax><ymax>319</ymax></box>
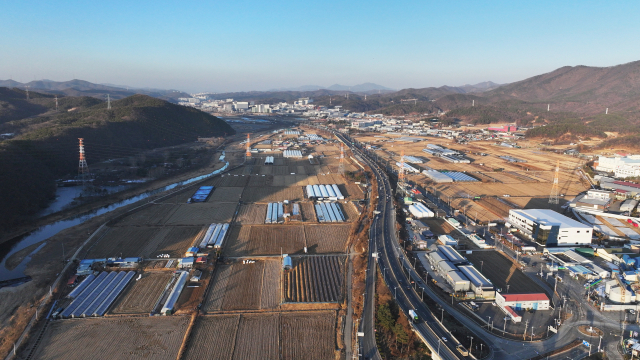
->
<box><xmin>442</xmin><ymin>337</ymin><xmax>447</xmax><ymax>342</ymax></box>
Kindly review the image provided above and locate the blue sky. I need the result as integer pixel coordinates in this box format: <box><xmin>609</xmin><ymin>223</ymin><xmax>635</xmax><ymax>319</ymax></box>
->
<box><xmin>1</xmin><ymin>0</ymin><xmax>639</xmax><ymax>92</ymax></box>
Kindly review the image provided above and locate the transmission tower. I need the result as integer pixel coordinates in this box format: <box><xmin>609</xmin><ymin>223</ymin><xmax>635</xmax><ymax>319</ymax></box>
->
<box><xmin>396</xmin><ymin>150</ymin><xmax>405</xmax><ymax>195</ymax></box>
<box><xmin>338</xmin><ymin>143</ymin><xmax>345</xmax><ymax>175</ymax></box>
<box><xmin>245</xmin><ymin>133</ymin><xmax>251</xmax><ymax>159</ymax></box>
<box><xmin>78</xmin><ymin>138</ymin><xmax>89</xmax><ymax>186</ymax></box>
<box><xmin>549</xmin><ymin>160</ymin><xmax>560</xmax><ymax>204</ymax></box>
<box><xmin>107</xmin><ymin>94</ymin><xmax>111</xmax><ymax>110</ymax></box>
<box><xmin>25</xmin><ymin>86</ymin><xmax>29</xmax><ymax>100</ymax></box>
<box><xmin>55</xmin><ymin>95</ymin><xmax>59</xmax><ymax>111</ymax></box>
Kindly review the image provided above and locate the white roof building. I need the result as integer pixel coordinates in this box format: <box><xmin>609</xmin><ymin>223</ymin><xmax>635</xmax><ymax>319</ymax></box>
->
<box><xmin>509</xmin><ymin>209</ymin><xmax>592</xmax><ymax>247</ymax></box>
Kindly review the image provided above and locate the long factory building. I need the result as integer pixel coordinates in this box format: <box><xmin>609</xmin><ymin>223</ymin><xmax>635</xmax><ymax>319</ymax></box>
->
<box><xmin>426</xmin><ymin>245</ymin><xmax>495</xmax><ymax>299</ymax></box>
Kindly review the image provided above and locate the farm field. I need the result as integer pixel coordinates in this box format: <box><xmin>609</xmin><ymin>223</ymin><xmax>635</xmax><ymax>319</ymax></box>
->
<box><xmin>115</xmin><ymin>204</ymin><xmax>179</xmax><ymax>226</ymax></box>
<box><xmin>304</xmin><ymin>224</ymin><xmax>352</xmax><ymax>253</ymax></box>
<box><xmin>281</xmin><ymin>311</ymin><xmax>336</xmax><ymax>360</ymax></box>
<box><xmin>84</xmin><ymin>226</ymin><xmax>163</xmax><ymax>258</ymax></box>
<box><xmin>284</xmin><ymin>255</ymin><xmax>345</xmax><ymax>302</ymax></box>
<box><xmin>232</xmin><ymin>313</ymin><xmax>280</xmax><ymax>360</ymax></box>
<box><xmin>31</xmin><ymin>316</ymin><xmax>189</xmax><ymax>360</ymax></box>
<box><xmin>183</xmin><ymin>315</ymin><xmax>240</xmax><ymax>360</ymax></box>
<box><xmin>465</xmin><ymin>251</ymin><xmax>547</xmax><ymax>295</ymax></box>
<box><xmin>85</xmin><ymin>225</ymin><xmax>204</xmax><ymax>259</ymax></box>
<box><xmin>202</xmin><ymin>260</ymin><xmax>281</xmax><ymax>312</ymax></box>
<box><xmin>110</xmin><ymin>272</ymin><xmax>172</xmax><ymax>314</ymax></box>
<box><xmin>235</xmin><ymin>203</ymin><xmax>267</xmax><ymax>225</ymax></box>
<box><xmin>164</xmin><ymin>202</ymin><xmax>236</xmax><ymax>225</ymax></box>
<box><xmin>211</xmin><ymin>174</ymin><xmax>250</xmax><ymax>187</ymax></box>
<box><xmin>241</xmin><ymin>186</ymin><xmax>304</xmax><ymax>203</ymax></box>
<box><xmin>224</xmin><ymin>225</ymin><xmax>306</xmax><ymax>256</ymax></box>
<box><xmin>208</xmin><ymin>187</ymin><xmax>244</xmax><ymax>202</ymax></box>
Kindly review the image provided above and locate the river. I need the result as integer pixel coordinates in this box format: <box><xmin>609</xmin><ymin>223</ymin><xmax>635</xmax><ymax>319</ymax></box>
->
<box><xmin>0</xmin><ymin>160</ymin><xmax>229</xmax><ymax>282</ymax></box>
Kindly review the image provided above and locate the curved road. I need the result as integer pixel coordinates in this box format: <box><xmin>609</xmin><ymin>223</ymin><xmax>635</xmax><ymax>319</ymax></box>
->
<box><xmin>334</xmin><ymin>131</ymin><xmax>628</xmax><ymax>360</ymax></box>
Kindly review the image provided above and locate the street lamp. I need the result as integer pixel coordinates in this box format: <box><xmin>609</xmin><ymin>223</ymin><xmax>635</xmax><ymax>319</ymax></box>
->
<box><xmin>441</xmin><ymin>308</ymin><xmax>444</xmax><ymax>323</ymax></box>
<box><xmin>507</xmin><ymin>284</ymin><xmax>510</xmax><ymax>293</ymax></box>
<box><xmin>481</xmin><ymin>261</ymin><xmax>484</xmax><ymax>273</ymax></box>
<box><xmin>503</xmin><ymin>317</ymin><xmax>508</xmax><ymax>334</ymax></box>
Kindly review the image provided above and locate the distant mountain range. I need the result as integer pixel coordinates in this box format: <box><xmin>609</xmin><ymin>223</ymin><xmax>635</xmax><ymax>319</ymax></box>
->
<box><xmin>268</xmin><ymin>82</ymin><xmax>395</xmax><ymax>93</ymax></box>
<box><xmin>0</xmin><ymin>79</ymin><xmax>190</xmax><ymax>103</ymax></box>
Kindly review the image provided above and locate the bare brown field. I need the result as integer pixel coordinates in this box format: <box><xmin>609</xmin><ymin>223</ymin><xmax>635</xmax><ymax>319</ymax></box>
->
<box><xmin>222</xmin><ymin>262</ymin><xmax>264</xmax><ymax>310</ymax></box>
<box><xmin>235</xmin><ymin>204</ymin><xmax>267</xmax><ymax>225</ymax></box>
<box><xmin>241</xmin><ymin>186</ymin><xmax>304</xmax><ymax>202</ymax></box>
<box><xmin>110</xmin><ymin>272</ymin><xmax>172</xmax><ymax>314</ymax></box>
<box><xmin>146</xmin><ymin>226</ymin><xmax>204</xmax><ymax>258</ymax></box>
<box><xmin>84</xmin><ymin>226</ymin><xmax>163</xmax><ymax>258</ymax></box>
<box><xmin>115</xmin><ymin>204</ymin><xmax>179</xmax><ymax>226</ymax></box>
<box><xmin>281</xmin><ymin>311</ymin><xmax>336</xmax><ymax>360</ymax></box>
<box><xmin>247</xmin><ymin>174</ymin><xmax>273</xmax><ymax>187</ymax></box>
<box><xmin>208</xmin><ymin>187</ymin><xmax>244</xmax><ymax>202</ymax></box>
<box><xmin>261</xmin><ymin>260</ymin><xmax>282</xmax><ymax>309</ymax></box>
<box><xmin>164</xmin><ymin>202</ymin><xmax>236</xmax><ymax>225</ymax></box>
<box><xmin>32</xmin><ymin>316</ymin><xmax>188</xmax><ymax>360</ymax></box>
<box><xmin>211</xmin><ymin>174</ymin><xmax>249</xmax><ymax>187</ymax></box>
<box><xmin>221</xmin><ymin>226</ymin><xmax>252</xmax><ymax>257</ymax></box>
<box><xmin>183</xmin><ymin>315</ymin><xmax>240</xmax><ymax>360</ymax></box>
<box><xmin>232</xmin><ymin>313</ymin><xmax>280</xmax><ymax>360</ymax></box>
<box><xmin>284</xmin><ymin>256</ymin><xmax>344</xmax><ymax>303</ymax></box>
<box><xmin>339</xmin><ymin>202</ymin><xmax>359</xmax><ymax>222</ymax></box>
<box><xmin>202</xmin><ymin>264</ymin><xmax>234</xmax><ymax>312</ymax></box>
<box><xmin>246</xmin><ymin>225</ymin><xmax>306</xmax><ymax>255</ymax></box>
<box><xmin>300</xmin><ymin>202</ymin><xmax>316</xmax><ymax>222</ymax></box>
<box><xmin>304</xmin><ymin>224</ymin><xmax>351</xmax><ymax>253</ymax></box>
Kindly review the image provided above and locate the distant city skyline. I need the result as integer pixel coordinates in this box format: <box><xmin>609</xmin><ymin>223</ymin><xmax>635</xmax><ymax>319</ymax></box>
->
<box><xmin>1</xmin><ymin>0</ymin><xmax>639</xmax><ymax>93</ymax></box>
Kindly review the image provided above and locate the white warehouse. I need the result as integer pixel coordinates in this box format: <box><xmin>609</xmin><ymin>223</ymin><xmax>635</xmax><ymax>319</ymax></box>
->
<box><xmin>508</xmin><ymin>209</ymin><xmax>592</xmax><ymax>247</ymax></box>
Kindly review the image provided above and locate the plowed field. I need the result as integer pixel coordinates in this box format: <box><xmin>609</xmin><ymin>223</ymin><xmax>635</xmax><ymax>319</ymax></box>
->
<box><xmin>164</xmin><ymin>202</ymin><xmax>236</xmax><ymax>225</ymax></box>
<box><xmin>232</xmin><ymin>313</ymin><xmax>280</xmax><ymax>360</ymax></box>
<box><xmin>111</xmin><ymin>272</ymin><xmax>172</xmax><ymax>314</ymax></box>
<box><xmin>304</xmin><ymin>224</ymin><xmax>351</xmax><ymax>253</ymax></box>
<box><xmin>284</xmin><ymin>255</ymin><xmax>345</xmax><ymax>302</ymax></box>
<box><xmin>241</xmin><ymin>186</ymin><xmax>304</xmax><ymax>203</ymax></box>
<box><xmin>281</xmin><ymin>311</ymin><xmax>336</xmax><ymax>360</ymax></box>
<box><xmin>235</xmin><ymin>204</ymin><xmax>267</xmax><ymax>225</ymax></box>
<box><xmin>183</xmin><ymin>315</ymin><xmax>240</xmax><ymax>360</ymax></box>
<box><xmin>208</xmin><ymin>187</ymin><xmax>244</xmax><ymax>202</ymax></box>
<box><xmin>32</xmin><ymin>316</ymin><xmax>188</xmax><ymax>360</ymax></box>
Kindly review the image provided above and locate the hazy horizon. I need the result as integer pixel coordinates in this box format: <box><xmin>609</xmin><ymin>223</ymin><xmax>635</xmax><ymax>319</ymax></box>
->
<box><xmin>2</xmin><ymin>0</ymin><xmax>640</xmax><ymax>93</ymax></box>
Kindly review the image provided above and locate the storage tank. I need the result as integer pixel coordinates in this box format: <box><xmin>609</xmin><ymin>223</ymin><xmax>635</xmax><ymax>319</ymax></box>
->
<box><xmin>283</xmin><ymin>255</ymin><xmax>292</xmax><ymax>270</ymax></box>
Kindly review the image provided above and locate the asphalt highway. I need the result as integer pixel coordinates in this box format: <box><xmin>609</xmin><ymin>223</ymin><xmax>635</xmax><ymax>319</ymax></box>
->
<box><xmin>333</xmin><ymin>131</ymin><xmax>628</xmax><ymax>360</ymax></box>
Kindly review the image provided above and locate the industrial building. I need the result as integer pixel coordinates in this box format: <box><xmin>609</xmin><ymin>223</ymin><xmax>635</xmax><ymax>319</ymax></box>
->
<box><xmin>437</xmin><ymin>235</ymin><xmax>458</xmax><ymax>247</ymax></box>
<box><xmin>595</xmin><ymin>155</ymin><xmax>640</xmax><ymax>178</ymax></box>
<box><xmin>438</xmin><ymin>245</ymin><xmax>466</xmax><ymax>264</ymax></box>
<box><xmin>495</xmin><ymin>292</ymin><xmax>549</xmax><ymax>322</ymax></box>
<box><xmin>457</xmin><ymin>265</ymin><xmax>495</xmax><ymax>299</ymax></box>
<box><xmin>508</xmin><ymin>209</ymin><xmax>592</xmax><ymax>246</ymax></box>
<box><xmin>408</xmin><ymin>203</ymin><xmax>434</xmax><ymax>218</ymax></box>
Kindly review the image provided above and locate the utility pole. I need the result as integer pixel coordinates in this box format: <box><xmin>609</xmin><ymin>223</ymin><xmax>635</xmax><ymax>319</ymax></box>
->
<box><xmin>503</xmin><ymin>317</ymin><xmax>508</xmax><ymax>334</ymax></box>
<box><xmin>523</xmin><ymin>320</ymin><xmax>529</xmax><ymax>340</ymax></box>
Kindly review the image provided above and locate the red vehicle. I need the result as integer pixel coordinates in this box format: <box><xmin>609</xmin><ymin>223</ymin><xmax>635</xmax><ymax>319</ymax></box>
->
<box><xmin>628</xmin><ymin>219</ymin><xmax>633</xmax><ymax>224</ymax></box>
<box><xmin>67</xmin><ymin>275</ymin><xmax>78</xmax><ymax>286</ymax></box>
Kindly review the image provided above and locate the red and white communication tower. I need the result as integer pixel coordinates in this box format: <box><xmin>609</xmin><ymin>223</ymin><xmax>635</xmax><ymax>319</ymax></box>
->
<box><xmin>78</xmin><ymin>138</ymin><xmax>89</xmax><ymax>185</ymax></box>
<box><xmin>246</xmin><ymin>133</ymin><xmax>251</xmax><ymax>158</ymax></box>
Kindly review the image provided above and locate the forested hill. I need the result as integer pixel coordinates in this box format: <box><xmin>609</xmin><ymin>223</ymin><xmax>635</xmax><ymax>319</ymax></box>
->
<box><xmin>0</xmin><ymin>92</ymin><xmax>234</xmax><ymax>233</ymax></box>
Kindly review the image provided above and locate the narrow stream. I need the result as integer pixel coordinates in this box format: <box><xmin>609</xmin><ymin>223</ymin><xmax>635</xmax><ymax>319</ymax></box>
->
<box><xmin>0</xmin><ymin>160</ymin><xmax>229</xmax><ymax>282</ymax></box>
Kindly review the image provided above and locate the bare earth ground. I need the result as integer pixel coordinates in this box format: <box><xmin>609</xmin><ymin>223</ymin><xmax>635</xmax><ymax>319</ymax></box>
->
<box><xmin>27</xmin><ymin>316</ymin><xmax>189</xmax><ymax>360</ymax></box>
